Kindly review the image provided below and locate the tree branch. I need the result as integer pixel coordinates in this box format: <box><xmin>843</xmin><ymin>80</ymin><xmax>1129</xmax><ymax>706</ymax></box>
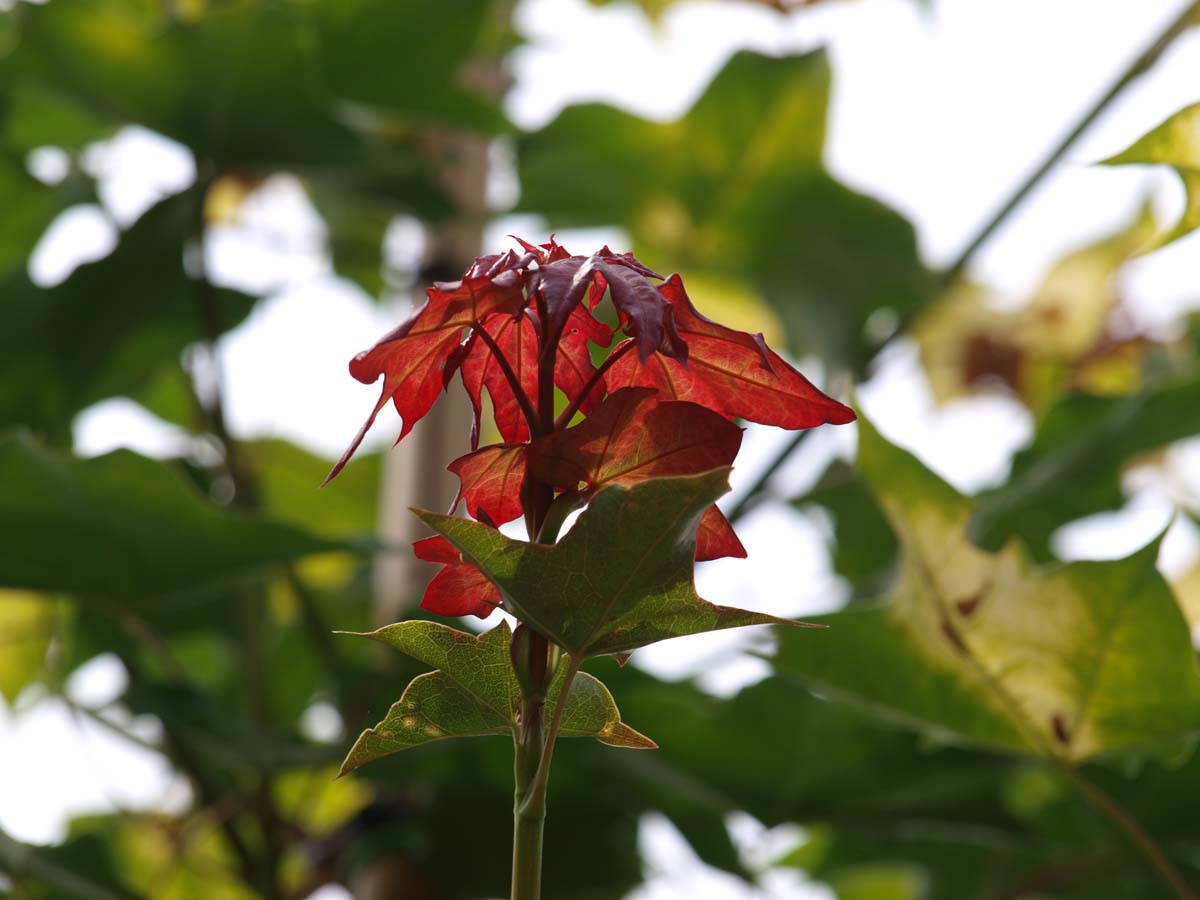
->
<box><xmin>939</xmin><ymin>0</ymin><xmax>1200</xmax><ymax>288</ymax></box>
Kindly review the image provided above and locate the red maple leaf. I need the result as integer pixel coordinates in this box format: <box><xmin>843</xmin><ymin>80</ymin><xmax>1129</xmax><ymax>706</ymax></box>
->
<box><xmin>331</xmin><ymin>239</ymin><xmax>855</xmax><ymax>621</ymax></box>
<box><xmin>325</xmin><ymin>268</ymin><xmax>526</xmax><ymax>483</ymax></box>
<box><xmin>447</xmin><ymin>444</ymin><xmax>528</xmax><ymax>528</ymax></box>
<box><xmin>527</xmin><ymin>387</ymin><xmax>745</xmax><ymax>560</ymax></box>
<box><xmin>460</xmin><ymin>311</ymin><xmax>539</xmax><ymax>445</ymax></box>
<box><xmin>412</xmin><ymin>535</ymin><xmax>501</xmax><ymax>619</ymax></box>
<box><xmin>605</xmin><ymin>274</ymin><xmax>856</xmax><ymax>429</ymax></box>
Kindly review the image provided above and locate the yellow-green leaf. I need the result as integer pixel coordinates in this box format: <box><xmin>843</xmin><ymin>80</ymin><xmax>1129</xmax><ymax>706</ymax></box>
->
<box><xmin>0</xmin><ymin>591</ymin><xmax>55</xmax><ymax>703</ymax></box>
<box><xmin>338</xmin><ymin>620</ymin><xmax>653</xmax><ymax>776</ymax></box>
<box><xmin>775</xmin><ymin>418</ymin><xmax>1200</xmax><ymax>763</ymax></box>
<box><xmin>1102</xmin><ymin>103</ymin><xmax>1200</xmax><ymax>248</ymax></box>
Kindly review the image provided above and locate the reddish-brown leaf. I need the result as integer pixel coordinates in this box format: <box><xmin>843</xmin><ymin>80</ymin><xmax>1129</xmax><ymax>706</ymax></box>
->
<box><xmin>532</xmin><ymin>251</ymin><xmax>680</xmax><ymax>365</ymax></box>
<box><xmin>604</xmin><ymin>343</ymin><xmax>727</xmax><ymax>411</ymax></box>
<box><xmin>695</xmin><ymin>506</ymin><xmax>746</xmax><ymax>561</ymax></box>
<box><xmin>555</xmin><ymin>306</ymin><xmax>613</xmax><ymax>417</ymax></box>
<box><xmin>528</xmin><ymin>388</ymin><xmax>744</xmax><ymax>560</ymax></box>
<box><xmin>327</xmin><ymin>272</ymin><xmax>526</xmax><ymax>482</ymax></box>
<box><xmin>606</xmin><ymin>274</ymin><xmax>856</xmax><ymax>429</ymax></box>
<box><xmin>460</xmin><ymin>312</ymin><xmax>539</xmax><ymax>444</ymax></box>
<box><xmin>447</xmin><ymin>444</ymin><xmax>528</xmax><ymax>527</ymax></box>
<box><xmin>530</xmin><ymin>387</ymin><xmax>742</xmax><ymax>488</ymax></box>
<box><xmin>412</xmin><ymin>535</ymin><xmax>500</xmax><ymax>619</ymax></box>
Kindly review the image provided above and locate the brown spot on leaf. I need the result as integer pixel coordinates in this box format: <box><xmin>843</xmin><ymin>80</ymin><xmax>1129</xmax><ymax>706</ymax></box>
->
<box><xmin>1051</xmin><ymin>713</ymin><xmax>1071</xmax><ymax>745</ymax></box>
<box><xmin>955</xmin><ymin>592</ymin><xmax>983</xmax><ymax>619</ymax></box>
<box><xmin>963</xmin><ymin>333</ymin><xmax>1023</xmax><ymax>395</ymax></box>
<box><xmin>940</xmin><ymin>619</ymin><xmax>968</xmax><ymax>657</ymax></box>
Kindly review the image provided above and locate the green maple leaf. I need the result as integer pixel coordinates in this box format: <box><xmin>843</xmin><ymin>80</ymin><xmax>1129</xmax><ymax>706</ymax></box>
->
<box><xmin>415</xmin><ymin>468</ymin><xmax>811</xmax><ymax>659</ymax></box>
<box><xmin>339</xmin><ymin>620</ymin><xmax>654</xmax><ymax>776</ymax></box>
<box><xmin>775</xmin><ymin>418</ymin><xmax>1200</xmax><ymax>763</ymax></box>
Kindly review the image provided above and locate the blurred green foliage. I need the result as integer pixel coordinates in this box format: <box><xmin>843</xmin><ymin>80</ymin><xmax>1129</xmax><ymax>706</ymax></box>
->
<box><xmin>1</xmin><ymin>2</ymin><xmax>1200</xmax><ymax>899</ymax></box>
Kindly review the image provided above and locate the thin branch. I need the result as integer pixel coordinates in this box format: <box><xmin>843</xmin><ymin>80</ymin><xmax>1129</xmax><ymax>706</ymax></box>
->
<box><xmin>1056</xmin><ymin>765</ymin><xmax>1197</xmax><ymax>900</ymax></box>
<box><xmin>939</xmin><ymin>0</ymin><xmax>1200</xmax><ymax>288</ymax></box>
<box><xmin>732</xmin><ymin>1</ymin><xmax>1200</xmax><ymax>519</ymax></box>
<box><xmin>554</xmin><ymin>340</ymin><xmax>636</xmax><ymax>430</ymax></box>
<box><xmin>61</xmin><ymin>695</ymin><xmax>164</xmax><ymax>756</ymax></box>
<box><xmin>727</xmin><ymin>428</ymin><xmax>811</xmax><ymax>524</ymax></box>
<box><xmin>473</xmin><ymin>321</ymin><xmax>542</xmax><ymax>434</ymax></box>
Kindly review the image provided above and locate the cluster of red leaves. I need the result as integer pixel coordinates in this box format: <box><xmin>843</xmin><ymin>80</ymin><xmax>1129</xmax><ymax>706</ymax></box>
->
<box><xmin>329</xmin><ymin>238</ymin><xmax>855</xmax><ymax>619</ymax></box>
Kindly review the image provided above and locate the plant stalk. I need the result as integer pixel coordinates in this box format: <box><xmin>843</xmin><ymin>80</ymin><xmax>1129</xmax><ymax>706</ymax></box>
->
<box><xmin>511</xmin><ymin>694</ymin><xmax>547</xmax><ymax>899</ymax></box>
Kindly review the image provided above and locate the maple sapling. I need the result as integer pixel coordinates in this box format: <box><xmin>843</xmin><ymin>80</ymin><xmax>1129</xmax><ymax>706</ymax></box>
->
<box><xmin>326</xmin><ymin>238</ymin><xmax>855</xmax><ymax>900</ymax></box>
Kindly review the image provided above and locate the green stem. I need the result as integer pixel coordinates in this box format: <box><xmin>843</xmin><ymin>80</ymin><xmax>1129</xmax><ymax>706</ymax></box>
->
<box><xmin>1056</xmin><ymin>764</ymin><xmax>1196</xmax><ymax>900</ymax></box>
<box><xmin>510</xmin><ymin>657</ymin><xmax>582</xmax><ymax>900</ymax></box>
<box><xmin>511</xmin><ymin>696</ymin><xmax>547</xmax><ymax>900</ymax></box>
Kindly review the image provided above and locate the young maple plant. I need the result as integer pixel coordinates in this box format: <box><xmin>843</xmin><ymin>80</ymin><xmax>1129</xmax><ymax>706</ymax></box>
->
<box><xmin>327</xmin><ymin>238</ymin><xmax>855</xmax><ymax>900</ymax></box>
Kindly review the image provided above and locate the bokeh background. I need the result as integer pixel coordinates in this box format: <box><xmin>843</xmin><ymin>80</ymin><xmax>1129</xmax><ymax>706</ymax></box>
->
<box><xmin>4</xmin><ymin>0</ymin><xmax>1200</xmax><ymax>898</ymax></box>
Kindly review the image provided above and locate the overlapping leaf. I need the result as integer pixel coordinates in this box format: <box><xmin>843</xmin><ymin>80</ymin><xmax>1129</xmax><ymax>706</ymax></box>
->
<box><xmin>329</xmin><ymin>270</ymin><xmax>526</xmax><ymax>481</ymax></box>
<box><xmin>531</xmin><ymin>251</ymin><xmax>682</xmax><ymax>363</ymax></box>
<box><xmin>446</xmin><ymin>445</ymin><xmax>528</xmax><ymax>527</ymax></box>
<box><xmin>971</xmin><ymin>372</ymin><xmax>1200</xmax><ymax>560</ymax></box>
<box><xmin>555</xmin><ymin>305</ymin><xmax>613</xmax><ymax>416</ymax></box>
<box><xmin>0</xmin><ymin>193</ymin><xmax>255</xmax><ymax>443</ymax></box>
<box><xmin>338</xmin><ymin>620</ymin><xmax>654</xmax><ymax>775</ymax></box>
<box><xmin>605</xmin><ymin>275</ymin><xmax>856</xmax><ymax>429</ymax></box>
<box><xmin>412</xmin><ymin>535</ymin><xmax>502</xmax><ymax>619</ymax></box>
<box><xmin>460</xmin><ymin>311</ymin><xmax>539</xmax><ymax>444</ymax></box>
<box><xmin>0</xmin><ymin>432</ymin><xmax>347</xmax><ymax>600</ymax></box>
<box><xmin>774</xmin><ymin>418</ymin><xmax>1200</xmax><ymax>762</ymax></box>
<box><xmin>417</xmin><ymin>469</ymin><xmax>805</xmax><ymax>658</ymax></box>
<box><xmin>528</xmin><ymin>387</ymin><xmax>747</xmax><ymax>559</ymax></box>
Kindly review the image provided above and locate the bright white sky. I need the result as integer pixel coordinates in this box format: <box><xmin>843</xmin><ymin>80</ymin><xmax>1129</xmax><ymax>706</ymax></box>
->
<box><xmin>7</xmin><ymin>1</ymin><xmax>1200</xmax><ymax>898</ymax></box>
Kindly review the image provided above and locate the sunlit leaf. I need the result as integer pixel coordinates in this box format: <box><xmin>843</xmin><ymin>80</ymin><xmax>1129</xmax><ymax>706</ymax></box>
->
<box><xmin>328</xmin><ymin>265</ymin><xmax>526</xmax><ymax>480</ymax></box>
<box><xmin>460</xmin><ymin>311</ymin><xmax>539</xmax><ymax>444</ymax></box>
<box><xmin>914</xmin><ymin>206</ymin><xmax>1156</xmax><ymax>415</ymax></box>
<box><xmin>412</xmin><ymin>535</ymin><xmax>502</xmax><ymax>618</ymax></box>
<box><xmin>774</xmin><ymin>418</ymin><xmax>1200</xmax><ymax>762</ymax></box>
<box><xmin>605</xmin><ymin>275</ymin><xmax>856</xmax><ymax>428</ymax></box>
<box><xmin>0</xmin><ymin>591</ymin><xmax>56</xmax><ymax>703</ymax></box>
<box><xmin>447</xmin><ymin>444</ymin><xmax>528</xmax><ymax>527</ymax></box>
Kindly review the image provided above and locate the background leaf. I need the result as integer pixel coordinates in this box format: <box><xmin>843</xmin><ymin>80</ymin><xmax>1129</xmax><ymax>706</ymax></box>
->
<box><xmin>775</xmin><ymin>419</ymin><xmax>1200</xmax><ymax>762</ymax></box>
<box><xmin>0</xmin><ymin>432</ymin><xmax>347</xmax><ymax>598</ymax></box>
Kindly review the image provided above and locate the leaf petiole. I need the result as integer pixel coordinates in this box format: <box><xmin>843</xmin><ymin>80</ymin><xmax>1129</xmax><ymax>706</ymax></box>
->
<box><xmin>554</xmin><ymin>340</ymin><xmax>636</xmax><ymax>429</ymax></box>
<box><xmin>474</xmin><ymin>320</ymin><xmax>542</xmax><ymax>435</ymax></box>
